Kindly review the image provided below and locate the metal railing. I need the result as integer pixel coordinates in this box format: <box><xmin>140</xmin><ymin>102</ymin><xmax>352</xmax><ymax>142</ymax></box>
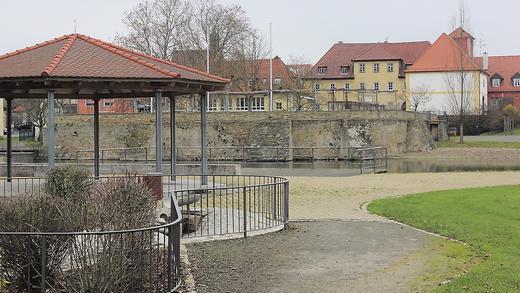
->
<box><xmin>0</xmin><ymin>175</ymin><xmax>289</xmax><ymax>239</ymax></box>
<box><xmin>347</xmin><ymin>147</ymin><xmax>388</xmax><ymax>174</ymax></box>
<box><xmin>75</xmin><ymin>145</ymin><xmax>383</xmax><ymax>162</ymax></box>
<box><xmin>0</xmin><ymin>186</ymin><xmax>183</xmax><ymax>293</ymax></box>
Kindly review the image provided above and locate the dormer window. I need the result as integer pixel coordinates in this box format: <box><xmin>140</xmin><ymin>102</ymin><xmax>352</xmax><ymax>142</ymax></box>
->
<box><xmin>512</xmin><ymin>73</ymin><xmax>520</xmax><ymax>87</ymax></box>
<box><xmin>491</xmin><ymin>73</ymin><xmax>503</xmax><ymax>88</ymax></box>
<box><xmin>340</xmin><ymin>66</ymin><xmax>349</xmax><ymax>75</ymax></box>
<box><xmin>318</xmin><ymin>67</ymin><xmax>327</xmax><ymax>75</ymax></box>
<box><xmin>274</xmin><ymin>77</ymin><xmax>282</xmax><ymax>85</ymax></box>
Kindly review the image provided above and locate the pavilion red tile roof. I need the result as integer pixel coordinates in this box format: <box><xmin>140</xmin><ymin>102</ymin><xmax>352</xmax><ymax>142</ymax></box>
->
<box><xmin>309</xmin><ymin>40</ymin><xmax>430</xmax><ymax>79</ymax></box>
<box><xmin>405</xmin><ymin>33</ymin><xmax>481</xmax><ymax>73</ymax></box>
<box><xmin>0</xmin><ymin>34</ymin><xmax>229</xmax><ymax>84</ymax></box>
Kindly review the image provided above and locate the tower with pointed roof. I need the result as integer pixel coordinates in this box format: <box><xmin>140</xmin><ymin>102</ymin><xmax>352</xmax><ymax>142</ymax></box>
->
<box><xmin>405</xmin><ymin>31</ymin><xmax>487</xmax><ymax>114</ymax></box>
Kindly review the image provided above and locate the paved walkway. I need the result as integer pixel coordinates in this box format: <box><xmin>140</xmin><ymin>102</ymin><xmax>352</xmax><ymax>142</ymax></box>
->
<box><xmin>187</xmin><ymin>171</ymin><xmax>520</xmax><ymax>292</ymax></box>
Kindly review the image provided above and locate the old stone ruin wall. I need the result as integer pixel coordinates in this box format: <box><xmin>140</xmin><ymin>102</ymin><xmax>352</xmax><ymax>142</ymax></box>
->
<box><xmin>53</xmin><ymin>111</ymin><xmax>437</xmax><ymax>162</ymax></box>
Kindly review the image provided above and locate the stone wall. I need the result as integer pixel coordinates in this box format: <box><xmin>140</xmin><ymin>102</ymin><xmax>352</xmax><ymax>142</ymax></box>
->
<box><xmin>52</xmin><ymin>111</ymin><xmax>436</xmax><ymax>161</ymax></box>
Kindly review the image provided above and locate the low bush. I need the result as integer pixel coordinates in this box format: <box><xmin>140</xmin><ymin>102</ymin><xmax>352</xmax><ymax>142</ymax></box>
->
<box><xmin>44</xmin><ymin>166</ymin><xmax>91</xmax><ymax>200</ymax></box>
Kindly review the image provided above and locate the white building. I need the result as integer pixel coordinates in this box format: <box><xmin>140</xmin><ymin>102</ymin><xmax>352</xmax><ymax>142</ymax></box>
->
<box><xmin>405</xmin><ymin>28</ymin><xmax>487</xmax><ymax>114</ymax></box>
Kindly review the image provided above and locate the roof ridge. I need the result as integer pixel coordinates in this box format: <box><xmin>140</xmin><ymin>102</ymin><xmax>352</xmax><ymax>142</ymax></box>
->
<box><xmin>76</xmin><ymin>34</ymin><xmax>181</xmax><ymax>79</ymax></box>
<box><xmin>0</xmin><ymin>35</ymin><xmax>70</xmax><ymax>62</ymax></box>
<box><xmin>82</xmin><ymin>35</ymin><xmax>230</xmax><ymax>83</ymax></box>
<box><xmin>41</xmin><ymin>35</ymin><xmax>77</xmax><ymax>77</ymax></box>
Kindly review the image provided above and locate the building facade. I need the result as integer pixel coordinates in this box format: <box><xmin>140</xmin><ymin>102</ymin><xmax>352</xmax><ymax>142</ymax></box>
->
<box><xmin>305</xmin><ymin>40</ymin><xmax>430</xmax><ymax>110</ymax></box>
<box><xmin>405</xmin><ymin>29</ymin><xmax>487</xmax><ymax>114</ymax></box>
<box><xmin>474</xmin><ymin>55</ymin><xmax>520</xmax><ymax>111</ymax></box>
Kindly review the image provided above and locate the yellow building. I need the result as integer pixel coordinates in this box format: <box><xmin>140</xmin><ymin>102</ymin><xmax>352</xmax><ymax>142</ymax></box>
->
<box><xmin>305</xmin><ymin>41</ymin><xmax>431</xmax><ymax>110</ymax></box>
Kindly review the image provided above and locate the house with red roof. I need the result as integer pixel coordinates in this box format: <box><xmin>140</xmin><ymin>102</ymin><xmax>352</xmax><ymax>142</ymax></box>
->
<box><xmin>474</xmin><ymin>55</ymin><xmax>520</xmax><ymax>111</ymax></box>
<box><xmin>305</xmin><ymin>40</ymin><xmax>430</xmax><ymax>110</ymax></box>
<box><xmin>405</xmin><ymin>28</ymin><xmax>488</xmax><ymax>114</ymax></box>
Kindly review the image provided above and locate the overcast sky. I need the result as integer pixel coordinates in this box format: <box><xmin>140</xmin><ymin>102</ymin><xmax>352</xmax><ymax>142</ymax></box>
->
<box><xmin>1</xmin><ymin>0</ymin><xmax>519</xmax><ymax>64</ymax></box>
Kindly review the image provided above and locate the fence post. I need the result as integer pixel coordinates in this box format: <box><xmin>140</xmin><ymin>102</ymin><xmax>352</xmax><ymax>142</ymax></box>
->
<box><xmin>243</xmin><ymin>186</ymin><xmax>247</xmax><ymax>238</ymax></box>
<box><xmin>40</xmin><ymin>236</ymin><xmax>47</xmax><ymax>293</ymax></box>
<box><xmin>145</xmin><ymin>147</ymin><xmax>148</xmax><ymax>164</ymax></box>
<box><xmin>283</xmin><ymin>181</ymin><xmax>289</xmax><ymax>230</ymax></box>
<box><xmin>124</xmin><ymin>148</ymin><xmax>127</xmax><ymax>164</ymax></box>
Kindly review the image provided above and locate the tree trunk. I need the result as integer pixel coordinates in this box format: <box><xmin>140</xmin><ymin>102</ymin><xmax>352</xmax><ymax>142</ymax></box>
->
<box><xmin>459</xmin><ymin>122</ymin><xmax>464</xmax><ymax>144</ymax></box>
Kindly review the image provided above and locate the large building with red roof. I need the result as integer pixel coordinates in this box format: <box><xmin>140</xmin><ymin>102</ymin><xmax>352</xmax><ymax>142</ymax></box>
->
<box><xmin>305</xmin><ymin>40</ymin><xmax>430</xmax><ymax>110</ymax></box>
<box><xmin>405</xmin><ymin>28</ymin><xmax>488</xmax><ymax>114</ymax></box>
<box><xmin>474</xmin><ymin>55</ymin><xmax>520</xmax><ymax>111</ymax></box>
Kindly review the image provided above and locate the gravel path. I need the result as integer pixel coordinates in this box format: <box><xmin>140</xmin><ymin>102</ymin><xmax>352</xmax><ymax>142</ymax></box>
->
<box><xmin>186</xmin><ymin>171</ymin><xmax>520</xmax><ymax>292</ymax></box>
<box><xmin>188</xmin><ymin>221</ymin><xmax>442</xmax><ymax>293</ymax></box>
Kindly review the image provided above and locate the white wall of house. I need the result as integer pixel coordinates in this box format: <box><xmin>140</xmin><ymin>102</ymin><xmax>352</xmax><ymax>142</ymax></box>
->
<box><xmin>0</xmin><ymin>98</ymin><xmax>5</xmax><ymax>136</ymax></box>
<box><xmin>407</xmin><ymin>71</ymin><xmax>487</xmax><ymax>114</ymax></box>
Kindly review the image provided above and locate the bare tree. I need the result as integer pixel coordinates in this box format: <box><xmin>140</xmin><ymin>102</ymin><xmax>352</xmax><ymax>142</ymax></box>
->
<box><xmin>409</xmin><ymin>84</ymin><xmax>432</xmax><ymax>112</ymax></box>
<box><xmin>17</xmin><ymin>99</ymin><xmax>49</xmax><ymax>142</ymax></box>
<box><xmin>286</xmin><ymin>55</ymin><xmax>315</xmax><ymax>111</ymax></box>
<box><xmin>447</xmin><ymin>0</ymin><xmax>472</xmax><ymax>143</ymax></box>
<box><xmin>115</xmin><ymin>0</ymin><xmax>189</xmax><ymax>61</ymax></box>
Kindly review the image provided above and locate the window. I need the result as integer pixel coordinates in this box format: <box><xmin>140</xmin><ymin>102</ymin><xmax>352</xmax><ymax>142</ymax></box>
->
<box><xmin>359</xmin><ymin>63</ymin><xmax>365</xmax><ymax>73</ymax></box>
<box><xmin>330</xmin><ymin>83</ymin><xmax>336</xmax><ymax>90</ymax></box>
<box><xmin>492</xmin><ymin>79</ymin><xmax>501</xmax><ymax>87</ymax></box>
<box><xmin>387</xmin><ymin>63</ymin><xmax>394</xmax><ymax>72</ymax></box>
<box><xmin>315</xmin><ymin>83</ymin><xmax>321</xmax><ymax>90</ymax></box>
<box><xmin>388</xmin><ymin>82</ymin><xmax>394</xmax><ymax>91</ymax></box>
<box><xmin>514</xmin><ymin>78</ymin><xmax>520</xmax><ymax>87</ymax></box>
<box><xmin>373</xmin><ymin>63</ymin><xmax>380</xmax><ymax>73</ymax></box>
<box><xmin>86</xmin><ymin>100</ymin><xmax>94</xmax><ymax>106</ymax></box>
<box><xmin>276</xmin><ymin>102</ymin><xmax>283</xmax><ymax>110</ymax></box>
<box><xmin>103</xmin><ymin>99</ymin><xmax>114</xmax><ymax>107</ymax></box>
<box><xmin>274</xmin><ymin>77</ymin><xmax>282</xmax><ymax>85</ymax></box>
<box><xmin>251</xmin><ymin>97</ymin><xmax>265</xmax><ymax>111</ymax></box>
<box><xmin>208</xmin><ymin>96</ymin><xmax>217</xmax><ymax>111</ymax></box>
<box><xmin>318</xmin><ymin>67</ymin><xmax>327</xmax><ymax>75</ymax></box>
<box><xmin>374</xmin><ymin>82</ymin><xmax>379</xmax><ymax>91</ymax></box>
<box><xmin>237</xmin><ymin>97</ymin><xmax>248</xmax><ymax>111</ymax></box>
<box><xmin>340</xmin><ymin>66</ymin><xmax>349</xmax><ymax>75</ymax></box>
<box><xmin>344</xmin><ymin>83</ymin><xmax>350</xmax><ymax>90</ymax></box>
<box><xmin>360</xmin><ymin>82</ymin><xmax>365</xmax><ymax>91</ymax></box>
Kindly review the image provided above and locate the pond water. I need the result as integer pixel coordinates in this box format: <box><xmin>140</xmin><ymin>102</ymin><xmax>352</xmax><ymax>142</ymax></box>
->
<box><xmin>2</xmin><ymin>154</ymin><xmax>520</xmax><ymax>177</ymax></box>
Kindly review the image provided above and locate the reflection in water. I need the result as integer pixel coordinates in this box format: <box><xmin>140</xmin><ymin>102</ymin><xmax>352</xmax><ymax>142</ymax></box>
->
<box><xmin>2</xmin><ymin>153</ymin><xmax>520</xmax><ymax>174</ymax></box>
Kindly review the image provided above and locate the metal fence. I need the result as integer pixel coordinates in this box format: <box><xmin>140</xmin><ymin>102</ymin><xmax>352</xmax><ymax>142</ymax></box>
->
<box><xmin>75</xmin><ymin>145</ymin><xmax>384</xmax><ymax>162</ymax></box>
<box><xmin>0</xmin><ymin>188</ymin><xmax>182</xmax><ymax>293</ymax></box>
<box><xmin>347</xmin><ymin>147</ymin><xmax>388</xmax><ymax>174</ymax></box>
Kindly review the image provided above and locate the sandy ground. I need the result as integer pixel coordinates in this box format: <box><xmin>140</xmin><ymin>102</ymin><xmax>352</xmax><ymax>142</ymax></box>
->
<box><xmin>288</xmin><ymin>171</ymin><xmax>520</xmax><ymax>221</ymax></box>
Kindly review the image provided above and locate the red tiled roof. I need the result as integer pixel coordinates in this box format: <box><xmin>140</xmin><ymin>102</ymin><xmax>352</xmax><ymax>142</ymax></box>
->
<box><xmin>405</xmin><ymin>33</ymin><xmax>480</xmax><ymax>73</ymax></box>
<box><xmin>353</xmin><ymin>43</ymin><xmax>401</xmax><ymax>61</ymax></box>
<box><xmin>310</xmin><ymin>41</ymin><xmax>430</xmax><ymax>79</ymax></box>
<box><xmin>475</xmin><ymin>55</ymin><xmax>520</xmax><ymax>92</ymax></box>
<box><xmin>449</xmin><ymin>27</ymin><xmax>474</xmax><ymax>40</ymax></box>
<box><xmin>0</xmin><ymin>34</ymin><xmax>229</xmax><ymax>83</ymax></box>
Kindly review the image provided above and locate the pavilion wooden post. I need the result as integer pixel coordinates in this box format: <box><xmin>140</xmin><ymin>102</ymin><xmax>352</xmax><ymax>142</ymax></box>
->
<box><xmin>155</xmin><ymin>90</ymin><xmax>163</xmax><ymax>173</ymax></box>
<box><xmin>200</xmin><ymin>93</ymin><xmax>208</xmax><ymax>186</ymax></box>
<box><xmin>93</xmin><ymin>98</ymin><xmax>100</xmax><ymax>179</ymax></box>
<box><xmin>170</xmin><ymin>96</ymin><xmax>176</xmax><ymax>179</ymax></box>
<box><xmin>47</xmin><ymin>90</ymin><xmax>55</xmax><ymax>170</ymax></box>
<box><xmin>6</xmin><ymin>98</ymin><xmax>12</xmax><ymax>181</ymax></box>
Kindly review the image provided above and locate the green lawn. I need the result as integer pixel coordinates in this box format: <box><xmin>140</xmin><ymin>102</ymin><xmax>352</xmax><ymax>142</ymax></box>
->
<box><xmin>482</xmin><ymin>128</ymin><xmax>520</xmax><ymax>136</ymax></box>
<box><xmin>368</xmin><ymin>186</ymin><xmax>520</xmax><ymax>292</ymax></box>
<box><xmin>437</xmin><ymin>138</ymin><xmax>520</xmax><ymax>148</ymax></box>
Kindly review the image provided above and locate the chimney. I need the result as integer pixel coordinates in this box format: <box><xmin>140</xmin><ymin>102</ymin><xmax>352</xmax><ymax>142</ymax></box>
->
<box><xmin>483</xmin><ymin>52</ymin><xmax>489</xmax><ymax>71</ymax></box>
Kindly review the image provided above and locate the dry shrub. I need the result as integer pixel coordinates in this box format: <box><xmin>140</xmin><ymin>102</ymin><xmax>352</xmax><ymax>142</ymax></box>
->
<box><xmin>0</xmin><ymin>175</ymin><xmax>161</xmax><ymax>292</ymax></box>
